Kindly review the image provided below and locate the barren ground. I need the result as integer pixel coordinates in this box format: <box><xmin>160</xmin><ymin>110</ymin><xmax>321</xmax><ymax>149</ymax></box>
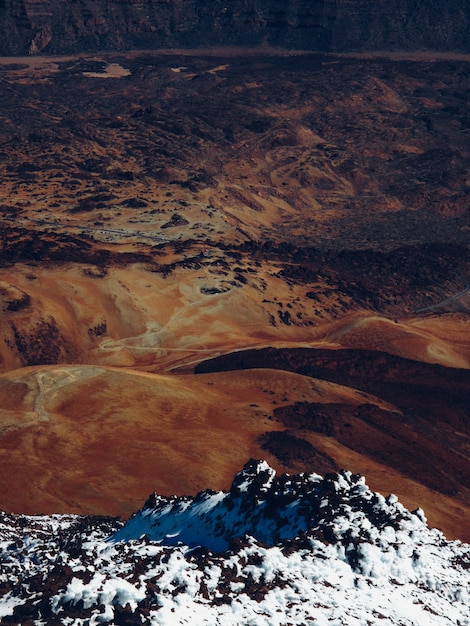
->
<box><xmin>0</xmin><ymin>50</ymin><xmax>469</xmax><ymax>541</ymax></box>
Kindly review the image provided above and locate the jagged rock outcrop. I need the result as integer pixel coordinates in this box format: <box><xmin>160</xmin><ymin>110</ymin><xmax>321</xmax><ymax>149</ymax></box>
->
<box><xmin>0</xmin><ymin>460</ymin><xmax>469</xmax><ymax>624</ymax></box>
<box><xmin>0</xmin><ymin>0</ymin><xmax>469</xmax><ymax>56</ymax></box>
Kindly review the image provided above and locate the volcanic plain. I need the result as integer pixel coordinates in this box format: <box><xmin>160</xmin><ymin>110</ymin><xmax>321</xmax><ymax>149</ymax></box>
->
<box><xmin>1</xmin><ymin>50</ymin><xmax>470</xmax><ymax>541</ymax></box>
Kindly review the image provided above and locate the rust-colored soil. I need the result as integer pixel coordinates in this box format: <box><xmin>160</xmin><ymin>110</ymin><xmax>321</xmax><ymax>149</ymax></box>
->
<box><xmin>0</xmin><ymin>51</ymin><xmax>469</xmax><ymax>541</ymax></box>
<box><xmin>0</xmin><ymin>364</ymin><xmax>379</xmax><ymax>516</ymax></box>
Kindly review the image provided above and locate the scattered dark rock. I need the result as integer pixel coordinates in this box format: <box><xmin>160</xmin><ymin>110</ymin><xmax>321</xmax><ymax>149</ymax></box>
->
<box><xmin>120</xmin><ymin>198</ymin><xmax>148</xmax><ymax>209</ymax></box>
<box><xmin>161</xmin><ymin>213</ymin><xmax>189</xmax><ymax>229</ymax></box>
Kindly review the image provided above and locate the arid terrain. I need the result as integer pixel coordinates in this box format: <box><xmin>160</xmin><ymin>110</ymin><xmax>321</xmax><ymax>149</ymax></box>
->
<box><xmin>0</xmin><ymin>49</ymin><xmax>470</xmax><ymax>541</ymax></box>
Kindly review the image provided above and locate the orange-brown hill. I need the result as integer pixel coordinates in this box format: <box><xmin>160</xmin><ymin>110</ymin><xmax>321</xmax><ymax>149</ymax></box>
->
<box><xmin>0</xmin><ymin>363</ymin><xmax>390</xmax><ymax>517</ymax></box>
<box><xmin>0</xmin><ymin>351</ymin><xmax>468</xmax><ymax>542</ymax></box>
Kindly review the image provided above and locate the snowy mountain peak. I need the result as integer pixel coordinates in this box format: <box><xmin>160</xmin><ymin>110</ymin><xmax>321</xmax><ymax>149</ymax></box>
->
<box><xmin>1</xmin><ymin>461</ymin><xmax>469</xmax><ymax>625</ymax></box>
<box><xmin>229</xmin><ymin>458</ymin><xmax>277</xmax><ymax>495</ymax></box>
<box><xmin>111</xmin><ymin>459</ymin><xmax>428</xmax><ymax>554</ymax></box>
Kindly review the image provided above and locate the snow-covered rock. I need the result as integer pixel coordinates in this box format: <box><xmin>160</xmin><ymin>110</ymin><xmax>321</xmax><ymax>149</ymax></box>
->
<box><xmin>0</xmin><ymin>460</ymin><xmax>469</xmax><ymax>625</ymax></box>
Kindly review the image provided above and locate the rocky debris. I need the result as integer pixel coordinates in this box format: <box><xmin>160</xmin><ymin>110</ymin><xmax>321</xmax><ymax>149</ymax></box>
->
<box><xmin>232</xmin><ymin>240</ymin><xmax>470</xmax><ymax>315</ymax></box>
<box><xmin>0</xmin><ymin>43</ymin><xmax>469</xmax><ymax>624</ymax></box>
<box><xmin>161</xmin><ymin>213</ymin><xmax>189</xmax><ymax>229</ymax></box>
<box><xmin>0</xmin><ymin>461</ymin><xmax>468</xmax><ymax>625</ymax></box>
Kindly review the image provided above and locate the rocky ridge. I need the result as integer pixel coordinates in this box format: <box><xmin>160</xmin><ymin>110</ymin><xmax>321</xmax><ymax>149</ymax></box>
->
<box><xmin>0</xmin><ymin>460</ymin><xmax>469</xmax><ymax>625</ymax></box>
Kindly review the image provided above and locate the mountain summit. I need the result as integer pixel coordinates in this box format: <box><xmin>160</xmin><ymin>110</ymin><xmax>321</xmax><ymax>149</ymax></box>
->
<box><xmin>1</xmin><ymin>460</ymin><xmax>468</xmax><ymax>624</ymax></box>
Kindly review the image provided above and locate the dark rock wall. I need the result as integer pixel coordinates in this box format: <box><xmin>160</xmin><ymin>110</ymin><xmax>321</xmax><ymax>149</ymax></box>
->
<box><xmin>329</xmin><ymin>0</ymin><xmax>470</xmax><ymax>52</ymax></box>
<box><xmin>0</xmin><ymin>0</ymin><xmax>469</xmax><ymax>55</ymax></box>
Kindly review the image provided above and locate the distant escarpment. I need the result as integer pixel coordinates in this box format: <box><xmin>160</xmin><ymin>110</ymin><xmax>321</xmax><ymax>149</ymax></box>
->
<box><xmin>0</xmin><ymin>0</ymin><xmax>469</xmax><ymax>56</ymax></box>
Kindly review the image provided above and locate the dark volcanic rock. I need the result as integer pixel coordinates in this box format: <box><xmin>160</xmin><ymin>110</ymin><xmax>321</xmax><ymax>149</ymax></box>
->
<box><xmin>0</xmin><ymin>0</ymin><xmax>469</xmax><ymax>56</ymax></box>
<box><xmin>259</xmin><ymin>430</ymin><xmax>338</xmax><ymax>474</ymax></box>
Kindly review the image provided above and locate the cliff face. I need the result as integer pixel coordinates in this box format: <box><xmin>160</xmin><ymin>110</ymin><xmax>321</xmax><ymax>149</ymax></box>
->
<box><xmin>0</xmin><ymin>0</ymin><xmax>469</xmax><ymax>56</ymax></box>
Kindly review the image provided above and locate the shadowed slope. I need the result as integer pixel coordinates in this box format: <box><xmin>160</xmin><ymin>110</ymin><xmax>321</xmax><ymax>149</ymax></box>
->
<box><xmin>196</xmin><ymin>347</ymin><xmax>470</xmax><ymax>541</ymax></box>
